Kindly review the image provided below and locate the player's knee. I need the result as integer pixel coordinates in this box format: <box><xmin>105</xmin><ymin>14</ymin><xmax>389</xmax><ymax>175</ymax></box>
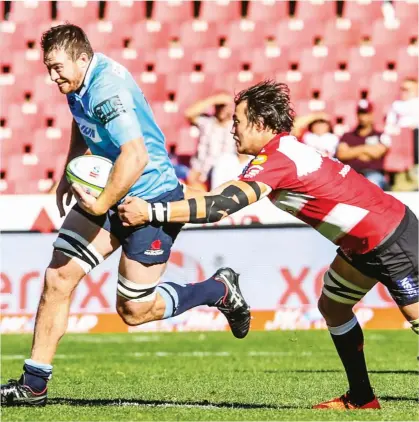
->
<box><xmin>116</xmin><ymin>301</ymin><xmax>156</xmax><ymax>326</ymax></box>
<box><xmin>44</xmin><ymin>267</ymin><xmax>74</xmax><ymax>299</ymax></box>
<box><xmin>318</xmin><ymin>293</ymin><xmax>352</xmax><ymax>321</ymax></box>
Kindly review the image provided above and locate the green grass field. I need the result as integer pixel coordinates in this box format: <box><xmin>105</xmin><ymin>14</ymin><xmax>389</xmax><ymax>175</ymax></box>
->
<box><xmin>1</xmin><ymin>330</ymin><xmax>418</xmax><ymax>421</ymax></box>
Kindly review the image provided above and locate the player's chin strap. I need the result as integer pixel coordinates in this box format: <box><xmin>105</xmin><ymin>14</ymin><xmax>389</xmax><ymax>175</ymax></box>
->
<box><xmin>409</xmin><ymin>318</ymin><xmax>419</xmax><ymax>334</ymax></box>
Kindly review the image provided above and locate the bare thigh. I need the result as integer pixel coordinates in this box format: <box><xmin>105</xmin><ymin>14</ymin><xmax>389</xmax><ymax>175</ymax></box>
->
<box><xmin>115</xmin><ymin>251</ymin><xmax>167</xmax><ymax>322</ymax></box>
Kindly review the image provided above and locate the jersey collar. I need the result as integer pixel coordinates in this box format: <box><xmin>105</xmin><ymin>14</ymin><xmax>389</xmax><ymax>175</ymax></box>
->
<box><xmin>258</xmin><ymin>132</ymin><xmax>289</xmax><ymax>154</ymax></box>
<box><xmin>77</xmin><ymin>53</ymin><xmax>98</xmax><ymax>98</ymax></box>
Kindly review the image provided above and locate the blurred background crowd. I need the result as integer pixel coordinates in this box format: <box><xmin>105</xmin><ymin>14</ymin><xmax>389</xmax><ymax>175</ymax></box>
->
<box><xmin>1</xmin><ymin>0</ymin><xmax>418</xmax><ymax>195</ymax></box>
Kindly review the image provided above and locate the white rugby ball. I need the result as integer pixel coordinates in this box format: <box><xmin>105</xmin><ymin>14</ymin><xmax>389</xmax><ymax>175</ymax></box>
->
<box><xmin>66</xmin><ymin>155</ymin><xmax>113</xmax><ymax>198</ymax></box>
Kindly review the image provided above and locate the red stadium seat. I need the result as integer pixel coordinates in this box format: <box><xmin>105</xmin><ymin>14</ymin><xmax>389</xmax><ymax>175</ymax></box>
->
<box><xmin>195</xmin><ymin>48</ymin><xmax>241</xmax><ymax>73</ymax></box>
<box><xmin>371</xmin><ymin>20</ymin><xmax>416</xmax><ymax>47</ymax></box>
<box><xmin>293</xmin><ymin>1</ymin><xmax>336</xmax><ymax>21</ymax></box>
<box><xmin>298</xmin><ymin>48</ymin><xmax>337</xmax><ymax>74</ymax></box>
<box><xmin>103</xmin><ymin>1</ymin><xmax>145</xmax><ymax>24</ymax></box>
<box><xmin>213</xmin><ymin>72</ymin><xmax>265</xmax><ymax>94</ymax></box>
<box><xmin>56</xmin><ymin>1</ymin><xmax>99</xmax><ymax>24</ymax></box>
<box><xmin>275</xmin><ymin>19</ymin><xmax>325</xmax><ymax>48</ymax></box>
<box><xmin>84</xmin><ymin>23</ymin><xmax>125</xmax><ymax>51</ymax></box>
<box><xmin>33</xmin><ymin>75</ymin><xmax>64</xmax><ymax>104</ymax></box>
<box><xmin>152</xmin><ymin>102</ymin><xmax>186</xmax><ymax>131</ymax></box>
<box><xmin>332</xmin><ymin>100</ymin><xmax>358</xmax><ymax>128</ymax></box>
<box><xmin>217</xmin><ymin>21</ymin><xmax>266</xmax><ymax>49</ymax></box>
<box><xmin>1</xmin><ymin>28</ymin><xmax>26</xmax><ymax>52</ymax></box>
<box><xmin>42</xmin><ymin>103</ymin><xmax>72</xmax><ymax>129</ymax></box>
<box><xmin>368</xmin><ymin>73</ymin><xmax>400</xmax><ymax>104</ymax></box>
<box><xmin>384</xmin><ymin>128</ymin><xmax>415</xmax><ymax>173</ymax></box>
<box><xmin>342</xmin><ymin>0</ymin><xmax>383</xmax><ymax>22</ymax></box>
<box><xmin>8</xmin><ymin>1</ymin><xmax>51</xmax><ymax>23</ymax></box>
<box><xmin>324</xmin><ymin>20</ymin><xmax>361</xmax><ymax>47</ymax></box>
<box><xmin>0</xmin><ymin>129</ymin><xmax>29</xmax><ymax>156</ymax></box>
<box><xmin>244</xmin><ymin>48</ymin><xmax>289</xmax><ymax>74</ymax></box>
<box><xmin>198</xmin><ymin>0</ymin><xmax>241</xmax><ymax>22</ymax></box>
<box><xmin>178</xmin><ymin>21</ymin><xmax>219</xmax><ymax>49</ymax></box>
<box><xmin>166</xmin><ymin>73</ymin><xmax>215</xmax><ymax>107</ymax></box>
<box><xmin>394</xmin><ymin>1</ymin><xmax>419</xmax><ymax>22</ymax></box>
<box><xmin>107</xmin><ymin>49</ymin><xmax>145</xmax><ymax>74</ymax></box>
<box><xmin>176</xmin><ymin>126</ymin><xmax>199</xmax><ymax>156</ymax></box>
<box><xmin>5</xmin><ymin>155</ymin><xmax>48</xmax><ymax>182</ymax></box>
<box><xmin>275</xmin><ymin>72</ymin><xmax>311</xmax><ymax>100</ymax></box>
<box><xmin>152</xmin><ymin>0</ymin><xmax>193</xmax><ymax>22</ymax></box>
<box><xmin>32</xmin><ymin>129</ymin><xmax>71</xmax><ymax>155</ymax></box>
<box><xmin>6</xmin><ymin>104</ymin><xmax>42</xmax><ymax>130</ymax></box>
<box><xmin>133</xmin><ymin>74</ymin><xmax>168</xmax><ymax>102</ymax></box>
<box><xmin>246</xmin><ymin>0</ymin><xmax>288</xmax><ymax>22</ymax></box>
<box><xmin>12</xmin><ymin>51</ymin><xmax>45</xmax><ymax>76</ymax></box>
<box><xmin>320</xmin><ymin>73</ymin><xmax>362</xmax><ymax>101</ymax></box>
<box><xmin>397</xmin><ymin>48</ymin><xmax>419</xmax><ymax>79</ymax></box>
<box><xmin>131</xmin><ymin>22</ymin><xmax>171</xmax><ymax>49</ymax></box>
<box><xmin>154</xmin><ymin>48</ymin><xmax>195</xmax><ymax>74</ymax></box>
<box><xmin>347</xmin><ymin>47</ymin><xmax>388</xmax><ymax>75</ymax></box>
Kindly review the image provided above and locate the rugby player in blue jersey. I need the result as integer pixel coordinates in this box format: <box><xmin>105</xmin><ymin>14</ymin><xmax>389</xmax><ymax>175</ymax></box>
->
<box><xmin>1</xmin><ymin>24</ymin><xmax>250</xmax><ymax>407</ymax></box>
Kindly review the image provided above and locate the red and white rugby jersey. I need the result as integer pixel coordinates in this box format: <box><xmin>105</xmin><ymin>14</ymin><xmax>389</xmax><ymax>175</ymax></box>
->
<box><xmin>239</xmin><ymin>133</ymin><xmax>405</xmax><ymax>255</ymax></box>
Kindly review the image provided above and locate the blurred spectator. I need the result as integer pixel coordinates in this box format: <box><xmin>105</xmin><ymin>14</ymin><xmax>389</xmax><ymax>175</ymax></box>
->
<box><xmin>211</xmin><ymin>153</ymin><xmax>251</xmax><ymax>190</ymax></box>
<box><xmin>337</xmin><ymin>100</ymin><xmax>391</xmax><ymax>190</ymax></box>
<box><xmin>301</xmin><ymin>118</ymin><xmax>339</xmax><ymax>158</ymax></box>
<box><xmin>385</xmin><ymin>77</ymin><xmax>419</xmax><ymax>189</ymax></box>
<box><xmin>168</xmin><ymin>145</ymin><xmax>190</xmax><ymax>183</ymax></box>
<box><xmin>185</xmin><ymin>93</ymin><xmax>236</xmax><ymax>189</ymax></box>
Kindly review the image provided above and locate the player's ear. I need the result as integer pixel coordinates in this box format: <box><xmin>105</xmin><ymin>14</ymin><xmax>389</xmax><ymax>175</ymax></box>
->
<box><xmin>76</xmin><ymin>52</ymin><xmax>90</xmax><ymax>68</ymax></box>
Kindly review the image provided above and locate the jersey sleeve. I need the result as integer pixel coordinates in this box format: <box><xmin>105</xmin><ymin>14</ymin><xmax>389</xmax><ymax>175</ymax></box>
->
<box><xmin>238</xmin><ymin>149</ymin><xmax>290</xmax><ymax>190</ymax></box>
<box><xmin>89</xmin><ymin>80</ymin><xmax>143</xmax><ymax>147</ymax></box>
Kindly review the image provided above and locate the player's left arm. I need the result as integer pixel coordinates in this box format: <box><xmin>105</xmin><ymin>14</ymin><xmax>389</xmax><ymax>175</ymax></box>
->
<box><xmin>118</xmin><ymin>180</ymin><xmax>271</xmax><ymax>226</ymax></box>
<box><xmin>83</xmin><ymin>85</ymin><xmax>149</xmax><ymax>215</ymax></box>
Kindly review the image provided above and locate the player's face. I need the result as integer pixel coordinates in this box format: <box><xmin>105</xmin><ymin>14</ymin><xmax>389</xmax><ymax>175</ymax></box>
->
<box><xmin>44</xmin><ymin>49</ymin><xmax>89</xmax><ymax>94</ymax></box>
<box><xmin>231</xmin><ymin>101</ymin><xmax>264</xmax><ymax>155</ymax></box>
<box><xmin>357</xmin><ymin>112</ymin><xmax>374</xmax><ymax>127</ymax></box>
<box><xmin>401</xmin><ymin>81</ymin><xmax>418</xmax><ymax>101</ymax></box>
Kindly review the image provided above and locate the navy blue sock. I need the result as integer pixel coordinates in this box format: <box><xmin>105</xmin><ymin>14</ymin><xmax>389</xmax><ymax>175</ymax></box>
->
<box><xmin>20</xmin><ymin>360</ymin><xmax>52</xmax><ymax>393</ymax></box>
<box><xmin>157</xmin><ymin>277</ymin><xmax>226</xmax><ymax>318</ymax></box>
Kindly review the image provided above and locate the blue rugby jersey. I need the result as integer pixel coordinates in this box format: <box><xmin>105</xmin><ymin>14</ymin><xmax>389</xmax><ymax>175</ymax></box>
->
<box><xmin>66</xmin><ymin>53</ymin><xmax>178</xmax><ymax>200</ymax></box>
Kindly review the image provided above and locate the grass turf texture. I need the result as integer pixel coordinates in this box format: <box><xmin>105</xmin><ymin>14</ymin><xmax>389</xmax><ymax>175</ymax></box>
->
<box><xmin>1</xmin><ymin>330</ymin><xmax>418</xmax><ymax>421</ymax></box>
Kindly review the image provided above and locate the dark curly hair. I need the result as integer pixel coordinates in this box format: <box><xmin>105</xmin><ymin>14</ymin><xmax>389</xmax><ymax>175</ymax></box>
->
<box><xmin>234</xmin><ymin>80</ymin><xmax>295</xmax><ymax>133</ymax></box>
<box><xmin>41</xmin><ymin>23</ymin><xmax>93</xmax><ymax>61</ymax></box>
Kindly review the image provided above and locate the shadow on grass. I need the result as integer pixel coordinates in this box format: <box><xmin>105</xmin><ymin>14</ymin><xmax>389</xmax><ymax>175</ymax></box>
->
<box><xmin>49</xmin><ymin>398</ymin><xmax>303</xmax><ymax>409</ymax></box>
<box><xmin>256</xmin><ymin>369</ymin><xmax>419</xmax><ymax>375</ymax></box>
<box><xmin>380</xmin><ymin>396</ymin><xmax>419</xmax><ymax>403</ymax></box>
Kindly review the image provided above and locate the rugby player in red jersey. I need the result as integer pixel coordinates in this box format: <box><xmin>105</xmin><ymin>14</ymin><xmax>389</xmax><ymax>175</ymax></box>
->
<box><xmin>118</xmin><ymin>81</ymin><xmax>418</xmax><ymax>410</ymax></box>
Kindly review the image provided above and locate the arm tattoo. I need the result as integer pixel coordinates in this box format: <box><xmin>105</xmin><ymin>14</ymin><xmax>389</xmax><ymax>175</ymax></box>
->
<box><xmin>187</xmin><ymin>182</ymin><xmax>262</xmax><ymax>223</ymax></box>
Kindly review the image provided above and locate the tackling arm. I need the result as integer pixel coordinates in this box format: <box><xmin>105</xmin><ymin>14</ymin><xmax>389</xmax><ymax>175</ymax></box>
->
<box><xmin>94</xmin><ymin>138</ymin><xmax>148</xmax><ymax>214</ymax></box>
<box><xmin>149</xmin><ymin>180</ymin><xmax>270</xmax><ymax>224</ymax></box>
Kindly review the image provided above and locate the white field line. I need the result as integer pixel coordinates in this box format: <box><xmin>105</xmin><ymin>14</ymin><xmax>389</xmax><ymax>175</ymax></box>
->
<box><xmin>1</xmin><ymin>351</ymin><xmax>312</xmax><ymax>360</ymax></box>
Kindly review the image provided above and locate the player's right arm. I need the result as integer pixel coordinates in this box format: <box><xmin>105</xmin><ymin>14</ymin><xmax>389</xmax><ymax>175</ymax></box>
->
<box><xmin>185</xmin><ymin>93</ymin><xmax>232</xmax><ymax>124</ymax></box>
<box><xmin>56</xmin><ymin>119</ymin><xmax>88</xmax><ymax>217</ymax></box>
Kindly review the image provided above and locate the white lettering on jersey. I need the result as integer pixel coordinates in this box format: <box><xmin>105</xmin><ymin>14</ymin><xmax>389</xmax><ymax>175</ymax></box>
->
<box><xmin>339</xmin><ymin>165</ymin><xmax>350</xmax><ymax>178</ymax></box>
<box><xmin>74</xmin><ymin>117</ymin><xmax>101</xmax><ymax>143</ymax></box>
<box><xmin>277</xmin><ymin>136</ymin><xmax>323</xmax><ymax>177</ymax></box>
<box><xmin>243</xmin><ymin>165</ymin><xmax>264</xmax><ymax>178</ymax></box>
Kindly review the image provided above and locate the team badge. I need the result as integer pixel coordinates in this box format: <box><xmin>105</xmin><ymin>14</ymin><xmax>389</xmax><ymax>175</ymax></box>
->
<box><xmin>252</xmin><ymin>154</ymin><xmax>268</xmax><ymax>165</ymax></box>
<box><xmin>93</xmin><ymin>95</ymin><xmax>126</xmax><ymax>125</ymax></box>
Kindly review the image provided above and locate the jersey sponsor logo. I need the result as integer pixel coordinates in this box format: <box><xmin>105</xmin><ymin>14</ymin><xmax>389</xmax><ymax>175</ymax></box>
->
<box><xmin>252</xmin><ymin>154</ymin><xmax>268</xmax><ymax>165</ymax></box>
<box><xmin>74</xmin><ymin>117</ymin><xmax>101</xmax><ymax>143</ymax></box>
<box><xmin>339</xmin><ymin>165</ymin><xmax>350</xmax><ymax>178</ymax></box>
<box><xmin>89</xmin><ymin>166</ymin><xmax>100</xmax><ymax>179</ymax></box>
<box><xmin>243</xmin><ymin>165</ymin><xmax>264</xmax><ymax>179</ymax></box>
<box><xmin>93</xmin><ymin>95</ymin><xmax>126</xmax><ymax>125</ymax></box>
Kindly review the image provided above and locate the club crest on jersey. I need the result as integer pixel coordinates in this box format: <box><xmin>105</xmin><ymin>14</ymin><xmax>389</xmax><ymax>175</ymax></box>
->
<box><xmin>94</xmin><ymin>95</ymin><xmax>126</xmax><ymax>125</ymax></box>
<box><xmin>252</xmin><ymin>154</ymin><xmax>268</xmax><ymax>165</ymax></box>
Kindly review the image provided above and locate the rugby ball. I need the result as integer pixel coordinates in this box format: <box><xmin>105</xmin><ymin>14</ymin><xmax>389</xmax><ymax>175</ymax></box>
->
<box><xmin>66</xmin><ymin>155</ymin><xmax>113</xmax><ymax>198</ymax></box>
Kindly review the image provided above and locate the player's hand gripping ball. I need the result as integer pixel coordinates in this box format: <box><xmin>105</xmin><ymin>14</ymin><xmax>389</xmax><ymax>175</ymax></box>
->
<box><xmin>66</xmin><ymin>155</ymin><xmax>113</xmax><ymax>198</ymax></box>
